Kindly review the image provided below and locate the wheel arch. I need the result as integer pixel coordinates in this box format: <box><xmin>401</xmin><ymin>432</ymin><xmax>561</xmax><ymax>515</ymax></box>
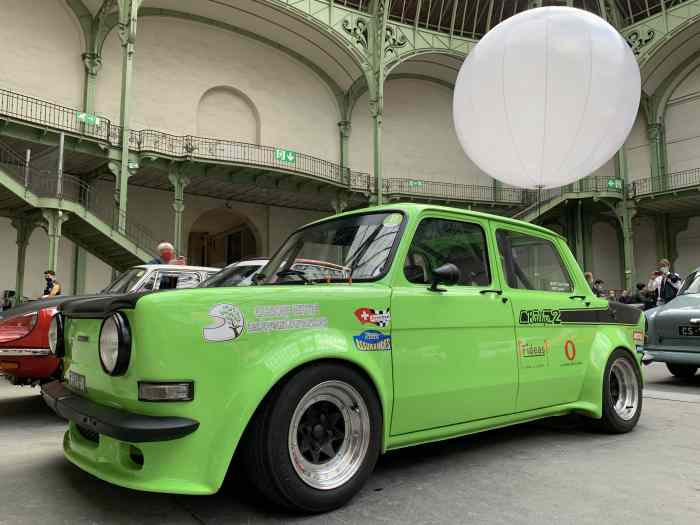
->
<box><xmin>208</xmin><ymin>354</ymin><xmax>391</xmax><ymax>492</ymax></box>
<box><xmin>578</xmin><ymin>335</ymin><xmax>642</xmax><ymax>419</ymax></box>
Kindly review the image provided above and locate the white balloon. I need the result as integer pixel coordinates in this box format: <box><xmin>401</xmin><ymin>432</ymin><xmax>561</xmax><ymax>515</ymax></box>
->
<box><xmin>453</xmin><ymin>7</ymin><xmax>641</xmax><ymax>189</ymax></box>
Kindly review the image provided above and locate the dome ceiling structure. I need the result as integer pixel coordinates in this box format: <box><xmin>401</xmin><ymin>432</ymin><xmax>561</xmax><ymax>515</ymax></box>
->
<box><xmin>333</xmin><ymin>0</ymin><xmax>673</xmax><ymax>38</ymax></box>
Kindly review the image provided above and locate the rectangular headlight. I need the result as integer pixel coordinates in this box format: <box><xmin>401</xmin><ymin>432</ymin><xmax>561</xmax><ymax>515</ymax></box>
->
<box><xmin>138</xmin><ymin>381</ymin><xmax>194</xmax><ymax>402</ymax></box>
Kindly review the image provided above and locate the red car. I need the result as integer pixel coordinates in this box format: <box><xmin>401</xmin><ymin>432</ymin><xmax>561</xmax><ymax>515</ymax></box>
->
<box><xmin>0</xmin><ymin>305</ymin><xmax>60</xmax><ymax>385</ymax></box>
<box><xmin>0</xmin><ymin>264</ymin><xmax>219</xmax><ymax>386</ymax></box>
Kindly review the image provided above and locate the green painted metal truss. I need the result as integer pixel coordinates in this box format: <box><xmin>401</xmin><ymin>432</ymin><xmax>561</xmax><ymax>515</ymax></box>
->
<box><xmin>621</xmin><ymin>0</ymin><xmax>700</xmax><ymax>61</ymax></box>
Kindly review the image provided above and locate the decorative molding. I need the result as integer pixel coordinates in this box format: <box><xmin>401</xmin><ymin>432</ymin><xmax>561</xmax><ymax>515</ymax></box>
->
<box><xmin>626</xmin><ymin>29</ymin><xmax>655</xmax><ymax>56</ymax></box>
<box><xmin>342</xmin><ymin>17</ymin><xmax>369</xmax><ymax>50</ymax></box>
<box><xmin>383</xmin><ymin>25</ymin><xmax>408</xmax><ymax>57</ymax></box>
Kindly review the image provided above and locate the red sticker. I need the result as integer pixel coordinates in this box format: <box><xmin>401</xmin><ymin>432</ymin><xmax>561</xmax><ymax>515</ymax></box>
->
<box><xmin>564</xmin><ymin>339</ymin><xmax>576</xmax><ymax>361</ymax></box>
<box><xmin>354</xmin><ymin>308</ymin><xmax>391</xmax><ymax>327</ymax></box>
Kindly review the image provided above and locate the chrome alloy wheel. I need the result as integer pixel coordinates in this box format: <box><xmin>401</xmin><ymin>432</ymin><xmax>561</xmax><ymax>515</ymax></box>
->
<box><xmin>609</xmin><ymin>357</ymin><xmax>640</xmax><ymax>421</ymax></box>
<box><xmin>288</xmin><ymin>380</ymin><xmax>370</xmax><ymax>490</ymax></box>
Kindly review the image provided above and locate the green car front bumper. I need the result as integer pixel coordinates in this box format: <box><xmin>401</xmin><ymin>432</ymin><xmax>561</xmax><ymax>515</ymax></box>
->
<box><xmin>41</xmin><ymin>381</ymin><xmax>216</xmax><ymax>495</ymax></box>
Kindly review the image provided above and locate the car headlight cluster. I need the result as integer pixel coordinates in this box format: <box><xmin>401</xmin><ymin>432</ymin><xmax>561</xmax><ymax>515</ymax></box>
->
<box><xmin>48</xmin><ymin>314</ymin><xmax>64</xmax><ymax>357</ymax></box>
<box><xmin>99</xmin><ymin>313</ymin><xmax>131</xmax><ymax>376</ymax></box>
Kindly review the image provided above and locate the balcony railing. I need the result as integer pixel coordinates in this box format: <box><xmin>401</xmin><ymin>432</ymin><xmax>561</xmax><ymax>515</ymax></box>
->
<box><xmin>512</xmin><ymin>175</ymin><xmax>625</xmax><ymax>219</ymax></box>
<box><xmin>384</xmin><ymin>178</ymin><xmax>535</xmax><ymax>206</ymax></box>
<box><xmin>5</xmin><ymin>88</ymin><xmax>700</xmax><ymax>216</ymax></box>
<box><xmin>0</xmin><ymin>87</ymin><xmax>370</xmax><ymax>191</ymax></box>
<box><xmin>629</xmin><ymin>167</ymin><xmax>700</xmax><ymax>197</ymax></box>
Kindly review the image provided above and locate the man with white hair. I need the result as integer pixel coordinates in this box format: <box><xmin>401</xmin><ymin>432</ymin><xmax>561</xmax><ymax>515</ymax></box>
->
<box><xmin>149</xmin><ymin>241</ymin><xmax>182</xmax><ymax>265</ymax></box>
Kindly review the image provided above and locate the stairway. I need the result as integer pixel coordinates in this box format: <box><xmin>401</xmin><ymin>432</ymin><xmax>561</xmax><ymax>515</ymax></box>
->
<box><xmin>512</xmin><ymin>177</ymin><xmax>625</xmax><ymax>223</ymax></box>
<box><xmin>0</xmin><ymin>146</ymin><xmax>155</xmax><ymax>271</ymax></box>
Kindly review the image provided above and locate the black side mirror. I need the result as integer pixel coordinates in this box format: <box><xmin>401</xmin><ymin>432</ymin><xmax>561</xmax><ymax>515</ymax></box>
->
<box><xmin>429</xmin><ymin>263</ymin><xmax>460</xmax><ymax>292</ymax></box>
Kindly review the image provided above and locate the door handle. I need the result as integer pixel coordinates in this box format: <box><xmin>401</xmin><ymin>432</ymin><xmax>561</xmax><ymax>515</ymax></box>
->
<box><xmin>569</xmin><ymin>295</ymin><xmax>590</xmax><ymax>306</ymax></box>
<box><xmin>480</xmin><ymin>289</ymin><xmax>508</xmax><ymax>303</ymax></box>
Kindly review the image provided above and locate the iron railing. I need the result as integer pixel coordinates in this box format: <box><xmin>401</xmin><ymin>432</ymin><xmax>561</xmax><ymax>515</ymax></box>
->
<box><xmin>5</xmin><ymin>88</ymin><xmax>700</xmax><ymax>215</ymax></box>
<box><xmin>0</xmin><ymin>87</ymin><xmax>370</xmax><ymax>190</ymax></box>
<box><xmin>0</xmin><ymin>160</ymin><xmax>157</xmax><ymax>256</ymax></box>
<box><xmin>0</xmin><ymin>89</ymin><xmax>116</xmax><ymax>144</ymax></box>
<box><xmin>512</xmin><ymin>175</ymin><xmax>625</xmax><ymax>219</ymax></box>
<box><xmin>629</xmin><ymin>167</ymin><xmax>700</xmax><ymax>197</ymax></box>
<box><xmin>384</xmin><ymin>178</ymin><xmax>535</xmax><ymax>205</ymax></box>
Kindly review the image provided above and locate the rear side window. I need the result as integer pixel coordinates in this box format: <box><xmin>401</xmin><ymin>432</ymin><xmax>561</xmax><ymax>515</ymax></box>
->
<box><xmin>404</xmin><ymin>218</ymin><xmax>491</xmax><ymax>286</ymax></box>
<box><xmin>496</xmin><ymin>229</ymin><xmax>572</xmax><ymax>293</ymax></box>
<box><xmin>175</xmin><ymin>272</ymin><xmax>201</xmax><ymax>289</ymax></box>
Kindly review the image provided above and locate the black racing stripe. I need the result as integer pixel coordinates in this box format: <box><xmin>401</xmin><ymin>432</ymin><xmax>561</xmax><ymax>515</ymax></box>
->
<box><xmin>560</xmin><ymin>303</ymin><xmax>642</xmax><ymax>326</ymax></box>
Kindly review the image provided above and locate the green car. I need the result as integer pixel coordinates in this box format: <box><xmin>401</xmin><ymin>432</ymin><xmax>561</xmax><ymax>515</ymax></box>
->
<box><xmin>42</xmin><ymin>204</ymin><xmax>645</xmax><ymax>513</ymax></box>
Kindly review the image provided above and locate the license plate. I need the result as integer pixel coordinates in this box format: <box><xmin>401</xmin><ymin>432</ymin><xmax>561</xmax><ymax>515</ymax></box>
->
<box><xmin>68</xmin><ymin>371</ymin><xmax>87</xmax><ymax>394</ymax></box>
<box><xmin>678</xmin><ymin>325</ymin><xmax>700</xmax><ymax>337</ymax></box>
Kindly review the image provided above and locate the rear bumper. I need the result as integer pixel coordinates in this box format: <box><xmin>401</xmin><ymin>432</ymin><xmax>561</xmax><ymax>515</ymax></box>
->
<box><xmin>0</xmin><ymin>348</ymin><xmax>50</xmax><ymax>357</ymax></box>
<box><xmin>41</xmin><ymin>380</ymin><xmax>199</xmax><ymax>443</ymax></box>
<box><xmin>643</xmin><ymin>346</ymin><xmax>700</xmax><ymax>366</ymax></box>
<box><xmin>0</xmin><ymin>354</ymin><xmax>59</xmax><ymax>379</ymax></box>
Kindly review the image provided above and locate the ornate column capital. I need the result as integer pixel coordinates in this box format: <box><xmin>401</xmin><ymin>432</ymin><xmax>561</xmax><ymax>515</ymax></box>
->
<box><xmin>82</xmin><ymin>52</ymin><xmax>103</xmax><ymax>77</ymax></box>
<box><xmin>338</xmin><ymin>120</ymin><xmax>352</xmax><ymax>138</ymax></box>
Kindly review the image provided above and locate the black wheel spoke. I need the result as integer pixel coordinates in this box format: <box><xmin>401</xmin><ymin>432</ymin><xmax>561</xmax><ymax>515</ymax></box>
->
<box><xmin>297</xmin><ymin>400</ymin><xmax>346</xmax><ymax>465</ymax></box>
<box><xmin>320</xmin><ymin>442</ymin><xmax>336</xmax><ymax>459</ymax></box>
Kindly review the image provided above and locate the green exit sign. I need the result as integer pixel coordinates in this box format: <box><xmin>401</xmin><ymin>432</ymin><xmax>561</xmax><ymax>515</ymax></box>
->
<box><xmin>76</xmin><ymin>112</ymin><xmax>100</xmax><ymax>125</ymax></box>
<box><xmin>408</xmin><ymin>180</ymin><xmax>424</xmax><ymax>188</ymax></box>
<box><xmin>607</xmin><ymin>178</ymin><xmax>623</xmax><ymax>190</ymax></box>
<box><xmin>274</xmin><ymin>148</ymin><xmax>296</xmax><ymax>163</ymax></box>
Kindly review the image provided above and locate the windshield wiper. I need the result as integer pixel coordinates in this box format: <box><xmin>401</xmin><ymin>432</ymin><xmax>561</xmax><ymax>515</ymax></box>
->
<box><xmin>276</xmin><ymin>269</ymin><xmax>313</xmax><ymax>284</ymax></box>
<box><xmin>346</xmin><ymin>226</ymin><xmax>382</xmax><ymax>275</ymax></box>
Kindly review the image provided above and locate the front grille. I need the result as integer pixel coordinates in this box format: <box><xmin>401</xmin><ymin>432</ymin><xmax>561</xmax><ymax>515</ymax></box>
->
<box><xmin>76</xmin><ymin>424</ymin><xmax>99</xmax><ymax>443</ymax></box>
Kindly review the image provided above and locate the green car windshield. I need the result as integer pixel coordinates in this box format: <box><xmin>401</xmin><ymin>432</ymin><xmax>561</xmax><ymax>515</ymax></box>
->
<box><xmin>678</xmin><ymin>271</ymin><xmax>700</xmax><ymax>295</ymax></box>
<box><xmin>260</xmin><ymin>211</ymin><xmax>405</xmax><ymax>284</ymax></box>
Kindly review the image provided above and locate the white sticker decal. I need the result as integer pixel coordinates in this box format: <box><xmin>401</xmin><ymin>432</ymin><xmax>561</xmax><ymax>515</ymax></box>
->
<box><xmin>203</xmin><ymin>304</ymin><xmax>245</xmax><ymax>342</ymax></box>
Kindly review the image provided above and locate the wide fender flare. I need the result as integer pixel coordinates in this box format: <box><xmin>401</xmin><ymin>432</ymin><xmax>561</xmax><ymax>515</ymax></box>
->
<box><xmin>578</xmin><ymin>326</ymin><xmax>639</xmax><ymax>418</ymax></box>
<box><xmin>202</xmin><ymin>331</ymin><xmax>393</xmax><ymax>491</ymax></box>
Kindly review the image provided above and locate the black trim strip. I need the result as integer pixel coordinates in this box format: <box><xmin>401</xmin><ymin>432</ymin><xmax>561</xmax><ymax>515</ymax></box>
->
<box><xmin>41</xmin><ymin>380</ymin><xmax>199</xmax><ymax>443</ymax></box>
<box><xmin>560</xmin><ymin>303</ymin><xmax>642</xmax><ymax>326</ymax></box>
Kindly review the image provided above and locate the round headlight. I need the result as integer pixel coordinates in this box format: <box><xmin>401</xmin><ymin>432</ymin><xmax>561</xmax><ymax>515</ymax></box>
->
<box><xmin>48</xmin><ymin>314</ymin><xmax>64</xmax><ymax>356</ymax></box>
<box><xmin>99</xmin><ymin>313</ymin><xmax>131</xmax><ymax>376</ymax></box>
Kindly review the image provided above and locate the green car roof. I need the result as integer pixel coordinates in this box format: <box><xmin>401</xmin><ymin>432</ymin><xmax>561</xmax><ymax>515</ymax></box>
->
<box><xmin>310</xmin><ymin>202</ymin><xmax>564</xmax><ymax>240</ymax></box>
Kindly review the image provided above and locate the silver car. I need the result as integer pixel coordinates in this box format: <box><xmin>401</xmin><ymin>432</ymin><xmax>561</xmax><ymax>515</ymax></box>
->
<box><xmin>644</xmin><ymin>268</ymin><xmax>700</xmax><ymax>378</ymax></box>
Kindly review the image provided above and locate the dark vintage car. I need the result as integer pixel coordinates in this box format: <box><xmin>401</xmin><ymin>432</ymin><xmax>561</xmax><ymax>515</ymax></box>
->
<box><xmin>0</xmin><ymin>264</ymin><xmax>218</xmax><ymax>385</ymax></box>
<box><xmin>644</xmin><ymin>268</ymin><xmax>700</xmax><ymax>378</ymax></box>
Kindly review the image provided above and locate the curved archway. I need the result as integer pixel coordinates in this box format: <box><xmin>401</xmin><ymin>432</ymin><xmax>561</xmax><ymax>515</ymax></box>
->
<box><xmin>640</xmin><ymin>16</ymin><xmax>700</xmax><ymax>95</ymax></box>
<box><xmin>187</xmin><ymin>208</ymin><xmax>261</xmax><ymax>267</ymax></box>
<box><xmin>385</xmin><ymin>49</ymin><xmax>466</xmax><ymax>77</ymax></box>
<box><xmin>197</xmin><ymin>86</ymin><xmax>261</xmax><ymax>144</ymax></box>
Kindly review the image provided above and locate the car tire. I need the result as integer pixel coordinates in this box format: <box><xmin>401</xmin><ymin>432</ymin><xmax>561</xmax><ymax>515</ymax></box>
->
<box><xmin>596</xmin><ymin>349</ymin><xmax>642</xmax><ymax>434</ymax></box>
<box><xmin>241</xmin><ymin>362</ymin><xmax>382</xmax><ymax>513</ymax></box>
<box><xmin>666</xmin><ymin>363</ymin><xmax>698</xmax><ymax>379</ymax></box>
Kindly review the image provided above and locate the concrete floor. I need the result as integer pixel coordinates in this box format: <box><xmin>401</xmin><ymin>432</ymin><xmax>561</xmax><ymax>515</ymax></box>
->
<box><xmin>1</xmin><ymin>363</ymin><xmax>699</xmax><ymax>524</ymax></box>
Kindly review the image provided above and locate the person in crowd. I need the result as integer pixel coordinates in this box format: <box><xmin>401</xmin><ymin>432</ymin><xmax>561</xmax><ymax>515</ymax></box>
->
<box><xmin>649</xmin><ymin>258</ymin><xmax>682</xmax><ymax>306</ymax></box>
<box><xmin>149</xmin><ymin>242</ymin><xmax>184</xmax><ymax>265</ymax></box>
<box><xmin>630</xmin><ymin>282</ymin><xmax>648</xmax><ymax>306</ymax></box>
<box><xmin>592</xmin><ymin>278</ymin><xmax>605</xmax><ymax>297</ymax></box>
<box><xmin>42</xmin><ymin>270</ymin><xmax>61</xmax><ymax>297</ymax></box>
<box><xmin>618</xmin><ymin>289</ymin><xmax>632</xmax><ymax>304</ymax></box>
<box><xmin>584</xmin><ymin>271</ymin><xmax>595</xmax><ymax>293</ymax></box>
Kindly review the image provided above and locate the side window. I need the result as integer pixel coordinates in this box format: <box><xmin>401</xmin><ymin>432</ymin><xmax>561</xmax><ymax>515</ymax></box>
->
<box><xmin>139</xmin><ymin>272</ymin><xmax>157</xmax><ymax>291</ymax></box>
<box><xmin>496</xmin><ymin>229</ymin><xmax>572</xmax><ymax>292</ymax></box>
<box><xmin>157</xmin><ymin>273</ymin><xmax>180</xmax><ymax>290</ymax></box>
<box><xmin>175</xmin><ymin>272</ymin><xmax>201</xmax><ymax>289</ymax></box>
<box><xmin>404</xmin><ymin>218</ymin><xmax>491</xmax><ymax>286</ymax></box>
